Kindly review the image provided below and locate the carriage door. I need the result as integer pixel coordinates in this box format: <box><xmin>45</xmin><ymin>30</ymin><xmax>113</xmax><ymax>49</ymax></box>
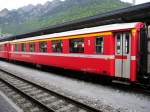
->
<box><xmin>115</xmin><ymin>32</ymin><xmax>131</xmax><ymax>79</ymax></box>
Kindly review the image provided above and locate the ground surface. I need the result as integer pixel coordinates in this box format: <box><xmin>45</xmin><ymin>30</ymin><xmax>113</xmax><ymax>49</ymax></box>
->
<box><xmin>0</xmin><ymin>60</ymin><xmax>149</xmax><ymax>112</ymax></box>
<box><xmin>0</xmin><ymin>91</ymin><xmax>22</xmax><ymax>112</ymax></box>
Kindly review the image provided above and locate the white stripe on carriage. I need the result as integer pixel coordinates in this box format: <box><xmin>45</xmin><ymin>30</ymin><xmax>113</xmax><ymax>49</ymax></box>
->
<box><xmin>11</xmin><ymin>52</ymin><xmax>115</xmax><ymax>59</ymax></box>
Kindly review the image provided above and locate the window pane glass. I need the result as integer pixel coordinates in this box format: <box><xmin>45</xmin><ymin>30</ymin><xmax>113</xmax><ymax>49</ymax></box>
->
<box><xmin>22</xmin><ymin>43</ymin><xmax>26</xmax><ymax>52</ymax></box>
<box><xmin>69</xmin><ymin>38</ymin><xmax>84</xmax><ymax>53</ymax></box>
<box><xmin>116</xmin><ymin>34</ymin><xmax>121</xmax><ymax>54</ymax></box>
<box><xmin>52</xmin><ymin>40</ymin><xmax>62</xmax><ymax>53</ymax></box>
<box><xmin>15</xmin><ymin>44</ymin><xmax>18</xmax><ymax>51</ymax></box>
<box><xmin>40</xmin><ymin>42</ymin><xmax>47</xmax><ymax>52</ymax></box>
<box><xmin>30</xmin><ymin>43</ymin><xmax>35</xmax><ymax>52</ymax></box>
<box><xmin>95</xmin><ymin>37</ymin><xmax>104</xmax><ymax>54</ymax></box>
<box><xmin>125</xmin><ymin>33</ymin><xmax>129</xmax><ymax>54</ymax></box>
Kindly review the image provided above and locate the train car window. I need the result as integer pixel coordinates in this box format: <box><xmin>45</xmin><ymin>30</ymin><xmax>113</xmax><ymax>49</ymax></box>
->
<box><xmin>15</xmin><ymin>44</ymin><xmax>19</xmax><ymax>51</ymax></box>
<box><xmin>95</xmin><ymin>37</ymin><xmax>104</xmax><ymax>54</ymax></box>
<box><xmin>125</xmin><ymin>33</ymin><xmax>130</xmax><ymax>54</ymax></box>
<box><xmin>52</xmin><ymin>40</ymin><xmax>62</xmax><ymax>53</ymax></box>
<box><xmin>40</xmin><ymin>41</ymin><xmax>47</xmax><ymax>52</ymax></box>
<box><xmin>116</xmin><ymin>34</ymin><xmax>121</xmax><ymax>54</ymax></box>
<box><xmin>21</xmin><ymin>43</ymin><xmax>26</xmax><ymax>52</ymax></box>
<box><xmin>69</xmin><ymin>38</ymin><xmax>84</xmax><ymax>53</ymax></box>
<box><xmin>30</xmin><ymin>43</ymin><xmax>35</xmax><ymax>52</ymax></box>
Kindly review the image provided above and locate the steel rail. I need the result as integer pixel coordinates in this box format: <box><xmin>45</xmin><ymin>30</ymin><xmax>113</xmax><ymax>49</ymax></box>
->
<box><xmin>0</xmin><ymin>68</ymin><xmax>101</xmax><ymax>112</ymax></box>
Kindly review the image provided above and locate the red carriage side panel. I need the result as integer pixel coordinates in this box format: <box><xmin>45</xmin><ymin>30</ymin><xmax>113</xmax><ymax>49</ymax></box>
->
<box><xmin>6</xmin><ymin>43</ymin><xmax>10</xmax><ymax>59</ymax></box>
<box><xmin>35</xmin><ymin>42</ymin><xmax>39</xmax><ymax>52</ymax></box>
<box><xmin>63</xmin><ymin>39</ymin><xmax>69</xmax><ymax>53</ymax></box>
<box><xmin>130</xmin><ymin>29</ymin><xmax>138</xmax><ymax>81</ymax></box>
<box><xmin>83</xmin><ymin>34</ymin><xmax>115</xmax><ymax>76</ymax></box>
<box><xmin>130</xmin><ymin>22</ymin><xmax>144</xmax><ymax>81</ymax></box>
<box><xmin>106</xmin><ymin>34</ymin><xmax>115</xmax><ymax>76</ymax></box>
<box><xmin>84</xmin><ymin>37</ymin><xmax>95</xmax><ymax>54</ymax></box>
<box><xmin>26</xmin><ymin>43</ymin><xmax>30</xmax><ymax>52</ymax></box>
<box><xmin>0</xmin><ymin>43</ymin><xmax>10</xmax><ymax>59</ymax></box>
<box><xmin>18</xmin><ymin>43</ymin><xmax>21</xmax><ymax>52</ymax></box>
<box><xmin>47</xmin><ymin>41</ymin><xmax>52</xmax><ymax>53</ymax></box>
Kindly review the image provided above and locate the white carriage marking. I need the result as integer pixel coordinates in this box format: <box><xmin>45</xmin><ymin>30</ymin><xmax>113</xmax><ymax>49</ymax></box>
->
<box><xmin>131</xmin><ymin>56</ymin><xmax>136</xmax><ymax>60</ymax></box>
<box><xmin>11</xmin><ymin>52</ymin><xmax>115</xmax><ymax>59</ymax></box>
<box><xmin>0</xmin><ymin>51</ymin><xmax>8</xmax><ymax>52</ymax></box>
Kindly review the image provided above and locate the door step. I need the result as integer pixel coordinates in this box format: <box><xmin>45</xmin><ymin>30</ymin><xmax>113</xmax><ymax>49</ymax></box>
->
<box><xmin>112</xmin><ymin>80</ymin><xmax>130</xmax><ymax>85</ymax></box>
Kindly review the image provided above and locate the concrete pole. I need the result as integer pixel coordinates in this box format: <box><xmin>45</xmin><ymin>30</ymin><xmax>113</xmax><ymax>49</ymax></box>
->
<box><xmin>132</xmin><ymin>0</ymin><xmax>136</xmax><ymax>5</ymax></box>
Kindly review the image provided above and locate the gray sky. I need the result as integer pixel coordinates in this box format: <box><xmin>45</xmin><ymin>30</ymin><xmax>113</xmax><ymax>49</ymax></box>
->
<box><xmin>0</xmin><ymin>0</ymin><xmax>149</xmax><ymax>11</ymax></box>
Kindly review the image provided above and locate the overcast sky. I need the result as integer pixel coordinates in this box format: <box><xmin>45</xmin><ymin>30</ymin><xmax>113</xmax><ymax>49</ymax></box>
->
<box><xmin>0</xmin><ymin>0</ymin><xmax>149</xmax><ymax>11</ymax></box>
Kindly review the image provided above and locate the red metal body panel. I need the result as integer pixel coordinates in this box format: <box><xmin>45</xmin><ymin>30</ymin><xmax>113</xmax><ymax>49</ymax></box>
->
<box><xmin>129</xmin><ymin>22</ymin><xmax>144</xmax><ymax>81</ymax></box>
<box><xmin>0</xmin><ymin>51</ymin><xmax>8</xmax><ymax>58</ymax></box>
<box><xmin>18</xmin><ymin>44</ymin><xmax>21</xmax><ymax>51</ymax></box>
<box><xmin>9</xmin><ymin>52</ymin><xmax>114</xmax><ymax>76</ymax></box>
<box><xmin>115</xmin><ymin>55</ymin><xmax>127</xmax><ymax>59</ymax></box>
<box><xmin>47</xmin><ymin>41</ymin><xmax>51</xmax><ymax>53</ymax></box>
<box><xmin>130</xmin><ymin>29</ymin><xmax>139</xmax><ymax>81</ymax></box>
<box><xmin>104</xmin><ymin>35</ymin><xmax>114</xmax><ymax>55</ymax></box>
<box><xmin>0</xmin><ymin>43</ymin><xmax>10</xmax><ymax>59</ymax></box>
<box><xmin>104</xmin><ymin>35</ymin><xmax>115</xmax><ymax>76</ymax></box>
<box><xmin>63</xmin><ymin>40</ymin><xmax>69</xmax><ymax>53</ymax></box>
<box><xmin>9</xmin><ymin>34</ymin><xmax>115</xmax><ymax>77</ymax></box>
<box><xmin>35</xmin><ymin>42</ymin><xmax>40</xmax><ymax>52</ymax></box>
<box><xmin>84</xmin><ymin>37</ymin><xmax>95</xmax><ymax>54</ymax></box>
<box><xmin>26</xmin><ymin>43</ymin><xmax>30</xmax><ymax>52</ymax></box>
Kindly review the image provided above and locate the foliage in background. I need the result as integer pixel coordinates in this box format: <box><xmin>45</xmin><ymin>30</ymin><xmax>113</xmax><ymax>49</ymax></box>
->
<box><xmin>0</xmin><ymin>0</ymin><xmax>130</xmax><ymax>35</ymax></box>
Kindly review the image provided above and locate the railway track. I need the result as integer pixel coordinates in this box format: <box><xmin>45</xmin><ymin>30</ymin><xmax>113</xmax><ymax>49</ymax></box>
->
<box><xmin>0</xmin><ymin>68</ymin><xmax>101</xmax><ymax>112</ymax></box>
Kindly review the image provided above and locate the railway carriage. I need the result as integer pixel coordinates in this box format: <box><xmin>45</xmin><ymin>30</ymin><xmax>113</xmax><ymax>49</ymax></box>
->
<box><xmin>0</xmin><ymin>22</ymin><xmax>150</xmax><ymax>84</ymax></box>
<box><xmin>0</xmin><ymin>41</ymin><xmax>10</xmax><ymax>59</ymax></box>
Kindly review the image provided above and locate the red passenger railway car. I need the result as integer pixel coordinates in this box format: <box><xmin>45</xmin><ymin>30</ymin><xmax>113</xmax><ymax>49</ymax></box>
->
<box><xmin>0</xmin><ymin>41</ymin><xmax>10</xmax><ymax>59</ymax></box>
<box><xmin>0</xmin><ymin>22</ymin><xmax>150</xmax><ymax>84</ymax></box>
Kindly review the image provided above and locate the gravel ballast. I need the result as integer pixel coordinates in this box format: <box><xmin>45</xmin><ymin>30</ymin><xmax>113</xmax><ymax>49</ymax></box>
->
<box><xmin>0</xmin><ymin>91</ymin><xmax>23</xmax><ymax>112</ymax></box>
<box><xmin>0</xmin><ymin>60</ymin><xmax>149</xmax><ymax>112</ymax></box>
